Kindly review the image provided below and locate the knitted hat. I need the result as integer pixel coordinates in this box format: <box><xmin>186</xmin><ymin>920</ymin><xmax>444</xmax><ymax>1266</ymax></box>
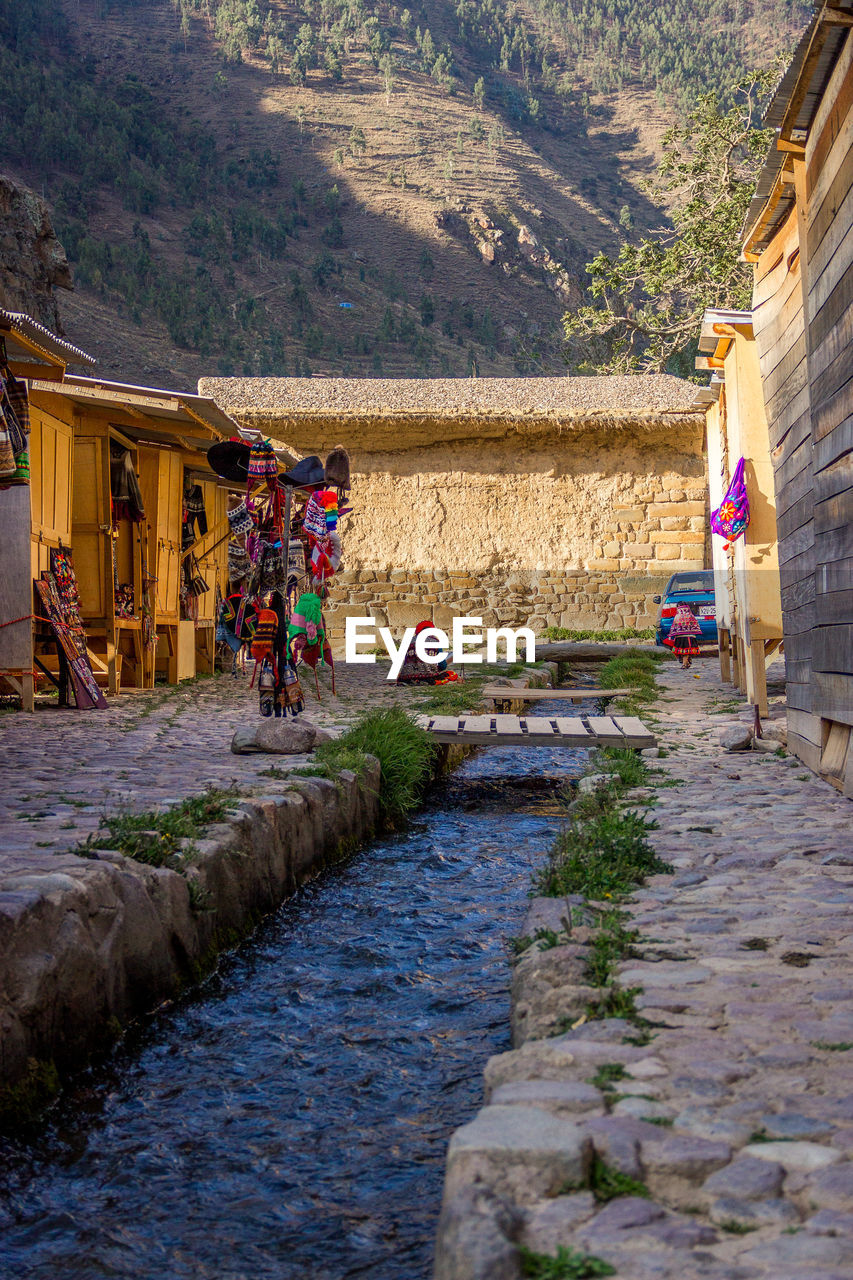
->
<box><xmin>248</xmin><ymin>439</ymin><xmax>278</xmax><ymax>480</ymax></box>
<box><xmin>251</xmin><ymin>608</ymin><xmax>279</xmax><ymax>663</ymax></box>
<box><xmin>288</xmin><ymin>592</ymin><xmax>324</xmax><ymax>647</ymax></box>
<box><xmin>228</xmin><ymin>500</ymin><xmax>254</xmax><ymax>535</ymax></box>
<box><xmin>302</xmin><ymin>494</ymin><xmax>328</xmax><ymax>540</ymax></box>
<box><xmin>318</xmin><ymin>488</ymin><xmax>339</xmax><ymax>532</ymax></box>
<box><xmin>324</xmin><ymin>444</ymin><xmax>350</xmax><ymax>490</ymax></box>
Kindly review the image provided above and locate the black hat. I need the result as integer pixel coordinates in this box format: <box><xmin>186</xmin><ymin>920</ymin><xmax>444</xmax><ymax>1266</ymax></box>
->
<box><xmin>207</xmin><ymin>440</ymin><xmax>251</xmax><ymax>482</ymax></box>
<box><xmin>281</xmin><ymin>455</ymin><xmax>325</xmax><ymax>488</ymax></box>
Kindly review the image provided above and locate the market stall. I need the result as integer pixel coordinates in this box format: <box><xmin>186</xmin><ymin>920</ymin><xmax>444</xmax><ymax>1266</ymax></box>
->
<box><xmin>205</xmin><ymin>440</ymin><xmax>351</xmax><ymax>718</ymax></box>
<box><xmin>1</xmin><ymin>356</ymin><xmax>243</xmax><ymax>709</ymax></box>
<box><xmin>0</xmin><ymin>311</ymin><xmax>97</xmax><ymax>711</ymax></box>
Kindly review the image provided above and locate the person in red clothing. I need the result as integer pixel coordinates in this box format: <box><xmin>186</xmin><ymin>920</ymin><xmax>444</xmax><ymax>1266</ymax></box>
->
<box><xmin>665</xmin><ymin>602</ymin><xmax>702</xmax><ymax>670</ymax></box>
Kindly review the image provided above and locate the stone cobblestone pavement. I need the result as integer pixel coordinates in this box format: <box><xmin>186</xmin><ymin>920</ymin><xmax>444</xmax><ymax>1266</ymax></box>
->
<box><xmin>443</xmin><ymin>658</ymin><xmax>853</xmax><ymax>1280</ymax></box>
<box><xmin>0</xmin><ymin>661</ymin><xmax>412</xmax><ymax>885</ymax></box>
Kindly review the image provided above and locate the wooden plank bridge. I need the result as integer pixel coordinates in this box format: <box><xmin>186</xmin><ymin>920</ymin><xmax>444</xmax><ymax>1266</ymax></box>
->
<box><xmin>415</xmin><ymin>713</ymin><xmax>656</xmax><ymax>749</ymax></box>
<box><xmin>482</xmin><ymin>685</ymin><xmax>631</xmax><ymax>707</ymax></box>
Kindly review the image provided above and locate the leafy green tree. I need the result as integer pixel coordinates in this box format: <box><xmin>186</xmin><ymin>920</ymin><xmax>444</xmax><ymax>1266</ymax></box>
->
<box><xmin>563</xmin><ymin>70</ymin><xmax>777</xmax><ymax>373</ymax></box>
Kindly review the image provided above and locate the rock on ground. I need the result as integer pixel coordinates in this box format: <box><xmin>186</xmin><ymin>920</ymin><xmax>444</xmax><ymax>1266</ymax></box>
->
<box><xmin>231</xmin><ymin>718</ymin><xmax>334</xmax><ymax>754</ymax></box>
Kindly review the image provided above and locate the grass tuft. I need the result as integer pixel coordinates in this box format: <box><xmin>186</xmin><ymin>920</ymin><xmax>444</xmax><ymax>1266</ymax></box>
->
<box><xmin>534</xmin><ymin>807</ymin><xmax>669</xmax><ymax>900</ymax></box>
<box><xmin>589</xmin><ymin>1154</ymin><xmax>650</xmax><ymax>1203</ymax></box>
<box><xmin>74</xmin><ymin>788</ymin><xmax>236</xmax><ymax>866</ymax></box>
<box><xmin>539</xmin><ymin>626</ymin><xmax>655</xmax><ymax>643</ymax></box>
<box><xmin>314</xmin><ymin>706</ymin><xmax>437</xmax><ymax>828</ymax></box>
<box><xmin>586</xmin><ymin>1062</ymin><xmax>627</xmax><ymax>1091</ymax></box>
<box><xmin>519</xmin><ymin>1244</ymin><xmax>616</xmax><ymax>1278</ymax></box>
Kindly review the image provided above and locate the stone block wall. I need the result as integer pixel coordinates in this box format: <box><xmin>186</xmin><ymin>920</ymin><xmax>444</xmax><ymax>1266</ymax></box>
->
<box><xmin>326</xmin><ymin>472</ymin><xmax>710</xmax><ymax>637</ymax></box>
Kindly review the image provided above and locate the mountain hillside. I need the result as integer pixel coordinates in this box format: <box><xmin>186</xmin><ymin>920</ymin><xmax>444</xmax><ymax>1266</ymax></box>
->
<box><xmin>0</xmin><ymin>0</ymin><xmax>809</xmax><ymax>384</ymax></box>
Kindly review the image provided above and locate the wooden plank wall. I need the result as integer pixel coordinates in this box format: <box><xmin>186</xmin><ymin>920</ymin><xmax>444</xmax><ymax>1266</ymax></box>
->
<box><xmin>805</xmin><ymin>34</ymin><xmax>853</xmax><ymax>730</ymax></box>
<box><xmin>751</xmin><ymin>213</ymin><xmax>820</xmax><ymax>765</ymax></box>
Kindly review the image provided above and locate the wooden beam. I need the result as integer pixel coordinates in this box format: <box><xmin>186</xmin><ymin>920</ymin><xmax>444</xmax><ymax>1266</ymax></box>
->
<box><xmin>778</xmin><ymin>17</ymin><xmax>831</xmax><ymax>142</ymax></box>
<box><xmin>482</xmin><ymin>685</ymin><xmax>632</xmax><ymax>702</ymax></box>
<box><xmin>9</xmin><ymin>360</ymin><xmax>65</xmax><ymax>382</ymax></box>
<box><xmin>177</xmin><ymin>400</ymin><xmax>226</xmax><ymax>441</ymax></box>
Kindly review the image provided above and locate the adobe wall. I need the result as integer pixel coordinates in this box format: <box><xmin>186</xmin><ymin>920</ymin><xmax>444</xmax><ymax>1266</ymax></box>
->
<box><xmin>324</xmin><ymin>423</ymin><xmax>709</xmax><ymax>636</ymax></box>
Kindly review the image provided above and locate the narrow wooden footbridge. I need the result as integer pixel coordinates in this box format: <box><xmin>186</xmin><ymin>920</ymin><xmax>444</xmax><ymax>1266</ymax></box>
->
<box><xmin>415</xmin><ymin>712</ymin><xmax>655</xmax><ymax>748</ymax></box>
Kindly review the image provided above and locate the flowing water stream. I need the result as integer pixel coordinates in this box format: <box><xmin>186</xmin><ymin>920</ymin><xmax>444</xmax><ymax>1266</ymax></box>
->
<box><xmin>0</xmin><ymin>708</ymin><xmax>590</xmax><ymax>1280</ymax></box>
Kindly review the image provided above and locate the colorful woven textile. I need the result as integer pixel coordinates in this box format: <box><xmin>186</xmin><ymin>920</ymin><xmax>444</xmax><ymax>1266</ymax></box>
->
<box><xmin>664</xmin><ymin>603</ymin><xmax>702</xmax><ymax>648</ymax></box>
<box><xmin>711</xmin><ymin>457</ymin><xmax>750</xmax><ymax>546</ymax></box>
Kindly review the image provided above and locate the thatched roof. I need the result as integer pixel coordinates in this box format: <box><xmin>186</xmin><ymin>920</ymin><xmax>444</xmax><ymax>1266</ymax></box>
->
<box><xmin>199</xmin><ymin>374</ymin><xmax>704</xmax><ymax>452</ymax></box>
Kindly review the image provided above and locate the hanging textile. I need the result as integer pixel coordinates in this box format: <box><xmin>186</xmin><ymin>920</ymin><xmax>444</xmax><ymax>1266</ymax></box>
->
<box><xmin>711</xmin><ymin>457</ymin><xmax>750</xmax><ymax>549</ymax></box>
<box><xmin>35</xmin><ymin>548</ymin><xmax>107</xmax><ymax>710</ymax></box>
<box><xmin>183</xmin><ymin>480</ymin><xmax>208</xmax><ymax>537</ymax></box>
<box><xmin>110</xmin><ymin>445</ymin><xmax>145</xmax><ymax>523</ymax></box>
<box><xmin>0</xmin><ymin>348</ymin><xmax>30</xmax><ymax>487</ymax></box>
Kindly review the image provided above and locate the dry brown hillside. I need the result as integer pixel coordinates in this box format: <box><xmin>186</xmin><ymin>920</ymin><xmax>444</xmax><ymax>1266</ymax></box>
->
<box><xmin>1</xmin><ymin>0</ymin><xmax>808</xmax><ymax>385</ymax></box>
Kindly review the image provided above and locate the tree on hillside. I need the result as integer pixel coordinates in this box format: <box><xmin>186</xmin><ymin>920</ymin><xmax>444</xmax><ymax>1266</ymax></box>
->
<box><xmin>562</xmin><ymin>68</ymin><xmax>779</xmax><ymax>375</ymax></box>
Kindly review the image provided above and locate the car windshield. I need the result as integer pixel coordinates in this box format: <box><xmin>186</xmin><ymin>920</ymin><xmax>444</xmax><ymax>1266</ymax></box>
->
<box><xmin>667</xmin><ymin>572</ymin><xmax>713</xmax><ymax>593</ymax></box>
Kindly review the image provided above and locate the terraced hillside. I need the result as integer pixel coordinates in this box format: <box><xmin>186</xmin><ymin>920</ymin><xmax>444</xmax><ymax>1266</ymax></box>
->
<box><xmin>0</xmin><ymin>0</ymin><xmax>809</xmax><ymax>383</ymax></box>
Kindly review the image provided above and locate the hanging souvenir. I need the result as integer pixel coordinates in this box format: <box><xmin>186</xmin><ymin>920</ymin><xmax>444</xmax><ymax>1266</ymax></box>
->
<box><xmin>711</xmin><ymin>457</ymin><xmax>750</xmax><ymax>549</ymax></box>
<box><xmin>324</xmin><ymin>444</ymin><xmax>350</xmax><ymax>492</ymax></box>
<box><xmin>278</xmin><ymin>661</ymin><xmax>305</xmax><ymax>717</ymax></box>
<box><xmin>258</xmin><ymin>663</ymin><xmax>275</xmax><ymax>717</ymax></box>
<box><xmin>228</xmin><ymin>500</ymin><xmax>254</xmax><ymax>535</ymax></box>
<box><xmin>302</xmin><ymin>493</ymin><xmax>329</xmax><ymax>540</ymax></box>
<box><xmin>183</xmin><ymin>480</ymin><xmax>207</xmax><ymax>536</ymax></box>
<box><xmin>0</xmin><ymin>417</ymin><xmax>15</xmax><ymax>476</ymax></box>
<box><xmin>109</xmin><ymin>445</ymin><xmax>145</xmax><ymax>523</ymax></box>
<box><xmin>228</xmin><ymin>539</ymin><xmax>251</xmax><ymax>584</ymax></box>
<box><xmin>288</xmin><ymin>592</ymin><xmax>324</xmax><ymax>649</ymax></box>
<box><xmin>248</xmin><ymin>439</ymin><xmax>278</xmax><ymax>481</ymax></box>
<box><xmin>319</xmin><ymin>489</ymin><xmax>339</xmax><ymax>531</ymax></box>
<box><xmin>251</xmin><ymin>608</ymin><xmax>279</xmax><ymax>665</ymax></box>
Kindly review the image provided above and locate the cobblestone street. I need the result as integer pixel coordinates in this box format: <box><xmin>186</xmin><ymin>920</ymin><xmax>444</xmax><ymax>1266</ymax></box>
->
<box><xmin>456</xmin><ymin>657</ymin><xmax>853</xmax><ymax>1280</ymax></box>
<box><xmin>0</xmin><ymin>662</ymin><xmax>410</xmax><ymax>882</ymax></box>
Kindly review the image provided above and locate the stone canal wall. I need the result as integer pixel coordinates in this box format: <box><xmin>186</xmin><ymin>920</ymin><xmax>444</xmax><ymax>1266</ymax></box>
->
<box><xmin>0</xmin><ymin>667</ymin><xmax>552</xmax><ymax>1111</ymax></box>
<box><xmin>433</xmin><ymin>661</ymin><xmax>853</xmax><ymax>1280</ymax></box>
<box><xmin>0</xmin><ymin>765</ymin><xmax>381</xmax><ymax>1104</ymax></box>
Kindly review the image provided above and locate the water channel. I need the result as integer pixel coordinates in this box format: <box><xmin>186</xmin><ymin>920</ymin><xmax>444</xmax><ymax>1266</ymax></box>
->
<box><xmin>0</xmin><ymin>706</ymin><xmax>590</xmax><ymax>1280</ymax></box>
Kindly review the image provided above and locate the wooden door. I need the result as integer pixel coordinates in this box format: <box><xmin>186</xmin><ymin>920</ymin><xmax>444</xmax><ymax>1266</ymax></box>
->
<box><xmin>70</xmin><ymin>434</ymin><xmax>110</xmax><ymax>621</ymax></box>
<box><xmin>29</xmin><ymin>405</ymin><xmax>74</xmax><ymax>577</ymax></box>
<box><xmin>155</xmin><ymin>449</ymin><xmax>183</xmax><ymax>621</ymax></box>
<box><xmin>192</xmin><ymin>479</ymin><xmax>226</xmax><ymax>625</ymax></box>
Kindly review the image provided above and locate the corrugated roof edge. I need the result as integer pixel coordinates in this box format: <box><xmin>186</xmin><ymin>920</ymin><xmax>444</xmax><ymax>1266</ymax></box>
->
<box><xmin>0</xmin><ymin>310</ymin><xmax>96</xmax><ymax>366</ymax></box>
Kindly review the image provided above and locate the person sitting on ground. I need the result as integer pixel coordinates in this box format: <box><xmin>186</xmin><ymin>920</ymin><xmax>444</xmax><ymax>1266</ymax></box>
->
<box><xmin>396</xmin><ymin>620</ymin><xmax>460</xmax><ymax>685</ymax></box>
<box><xmin>665</xmin><ymin>601</ymin><xmax>703</xmax><ymax>670</ymax></box>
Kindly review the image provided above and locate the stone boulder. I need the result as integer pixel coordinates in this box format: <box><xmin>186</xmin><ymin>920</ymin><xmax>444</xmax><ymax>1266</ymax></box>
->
<box><xmin>719</xmin><ymin>723</ymin><xmax>753</xmax><ymax>752</ymax></box>
<box><xmin>230</xmin><ymin>719</ymin><xmax>334</xmax><ymax>755</ymax></box>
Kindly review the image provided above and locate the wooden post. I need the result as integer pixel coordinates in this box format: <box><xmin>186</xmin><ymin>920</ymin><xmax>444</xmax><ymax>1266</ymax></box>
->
<box><xmin>20</xmin><ymin>672</ymin><xmax>35</xmax><ymax>713</ymax></box>
<box><xmin>719</xmin><ymin>628</ymin><xmax>732</xmax><ymax>683</ymax></box>
<box><xmin>748</xmin><ymin>642</ymin><xmax>769</xmax><ymax>717</ymax></box>
<box><xmin>736</xmin><ymin>636</ymin><xmax>747</xmax><ymax>692</ymax></box>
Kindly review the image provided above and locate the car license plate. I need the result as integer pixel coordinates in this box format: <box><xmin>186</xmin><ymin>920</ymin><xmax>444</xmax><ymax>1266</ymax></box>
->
<box><xmin>699</xmin><ymin>606</ymin><xmax>715</xmax><ymax>617</ymax></box>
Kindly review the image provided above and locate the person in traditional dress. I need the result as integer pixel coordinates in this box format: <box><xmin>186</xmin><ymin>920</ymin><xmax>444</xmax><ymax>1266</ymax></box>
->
<box><xmin>665</xmin><ymin>602</ymin><xmax>703</xmax><ymax>670</ymax></box>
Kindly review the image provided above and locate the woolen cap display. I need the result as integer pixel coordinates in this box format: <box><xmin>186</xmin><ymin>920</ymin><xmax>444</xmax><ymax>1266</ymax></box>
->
<box><xmin>207</xmin><ymin>439</ymin><xmax>251</xmax><ymax>482</ymax></box>
<box><xmin>280</xmin><ymin>455</ymin><xmax>325</xmax><ymax>488</ymax></box>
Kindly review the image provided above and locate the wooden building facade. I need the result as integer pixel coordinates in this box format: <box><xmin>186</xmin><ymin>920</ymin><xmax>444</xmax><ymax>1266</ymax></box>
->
<box><xmin>1</xmin><ymin>359</ymin><xmax>240</xmax><ymax>709</ymax></box>
<box><xmin>740</xmin><ymin>0</ymin><xmax>853</xmax><ymax>791</ymax></box>
<box><xmin>697</xmin><ymin>312</ymin><xmax>783</xmax><ymax>715</ymax></box>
